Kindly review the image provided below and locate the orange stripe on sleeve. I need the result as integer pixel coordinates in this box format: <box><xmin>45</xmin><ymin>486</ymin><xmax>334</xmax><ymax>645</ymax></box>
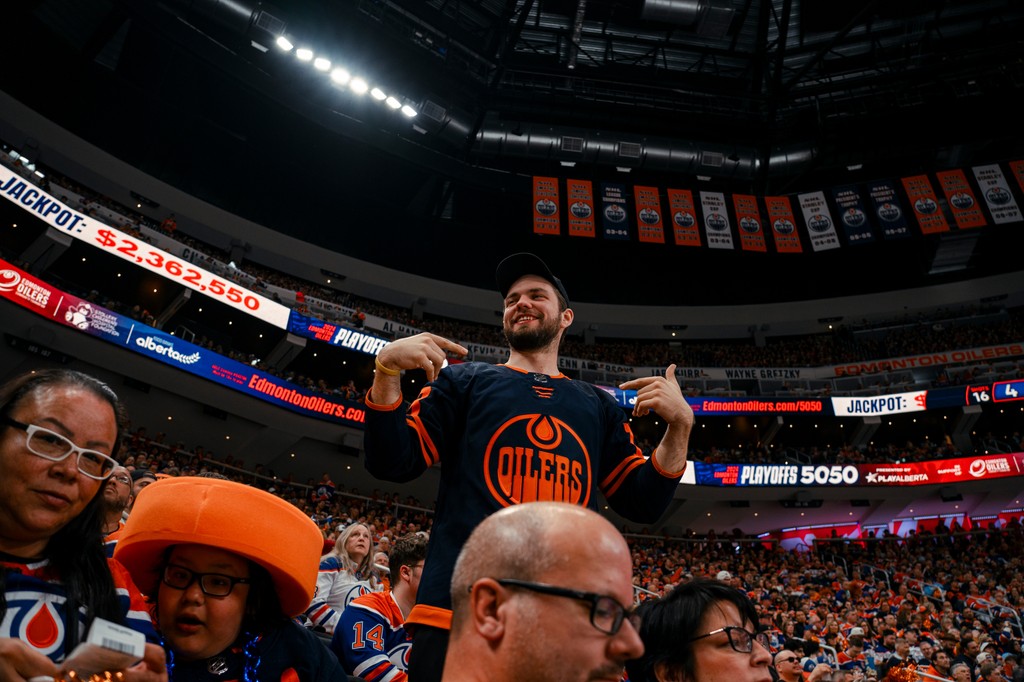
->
<box><xmin>650</xmin><ymin>448</ymin><xmax>687</xmax><ymax>477</ymax></box>
<box><xmin>407</xmin><ymin>604</ymin><xmax>453</xmax><ymax>631</ymax></box>
<box><xmin>601</xmin><ymin>456</ymin><xmax>646</xmax><ymax>497</ymax></box>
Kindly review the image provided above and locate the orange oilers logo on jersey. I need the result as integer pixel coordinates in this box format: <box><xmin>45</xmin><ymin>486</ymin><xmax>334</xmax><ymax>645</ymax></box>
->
<box><xmin>483</xmin><ymin>414</ymin><xmax>590</xmax><ymax>507</ymax></box>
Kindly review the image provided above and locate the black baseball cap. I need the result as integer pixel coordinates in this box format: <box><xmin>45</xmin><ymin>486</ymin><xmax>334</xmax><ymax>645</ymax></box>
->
<box><xmin>495</xmin><ymin>252</ymin><xmax>570</xmax><ymax>306</ymax></box>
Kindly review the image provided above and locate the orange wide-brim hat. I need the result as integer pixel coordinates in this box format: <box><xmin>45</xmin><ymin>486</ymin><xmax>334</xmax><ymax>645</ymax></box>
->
<box><xmin>114</xmin><ymin>476</ymin><xmax>322</xmax><ymax>617</ymax></box>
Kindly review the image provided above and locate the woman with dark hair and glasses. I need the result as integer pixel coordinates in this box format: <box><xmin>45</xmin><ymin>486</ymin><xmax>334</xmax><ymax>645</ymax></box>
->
<box><xmin>0</xmin><ymin>368</ymin><xmax>166</xmax><ymax>681</ymax></box>
<box><xmin>625</xmin><ymin>577</ymin><xmax>774</xmax><ymax>682</ymax></box>
<box><xmin>115</xmin><ymin>476</ymin><xmax>347</xmax><ymax>681</ymax></box>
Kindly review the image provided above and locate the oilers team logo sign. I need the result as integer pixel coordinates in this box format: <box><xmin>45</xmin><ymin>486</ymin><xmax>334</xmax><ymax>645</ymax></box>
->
<box><xmin>0</xmin><ymin>269</ymin><xmax>21</xmax><ymax>291</ymax></box>
<box><xmin>706</xmin><ymin>213</ymin><xmax>728</xmax><ymax>231</ymax></box>
<box><xmin>986</xmin><ymin>186</ymin><xmax>1011</xmax><ymax>205</ymax></box>
<box><xmin>639</xmin><ymin>208</ymin><xmax>660</xmax><ymax>225</ymax></box>
<box><xmin>914</xmin><ymin>197</ymin><xmax>938</xmax><ymax>215</ymax></box>
<box><xmin>604</xmin><ymin>204</ymin><xmax>626</xmax><ymax>223</ymax></box>
<box><xmin>483</xmin><ymin>414</ymin><xmax>590</xmax><ymax>508</ymax></box>
<box><xmin>535</xmin><ymin>199</ymin><xmax>557</xmax><ymax>216</ymax></box>
<box><xmin>807</xmin><ymin>214</ymin><xmax>831</xmax><ymax>233</ymax></box>
<box><xmin>950</xmin><ymin>192</ymin><xmax>975</xmax><ymax>210</ymax></box>
<box><xmin>570</xmin><ymin>202</ymin><xmax>592</xmax><ymax>219</ymax></box>
<box><xmin>773</xmin><ymin>218</ymin><xmax>795</xmax><ymax>235</ymax></box>
<box><xmin>739</xmin><ymin>217</ymin><xmax>761</xmax><ymax>234</ymax></box>
<box><xmin>673</xmin><ymin>211</ymin><xmax>695</xmax><ymax>228</ymax></box>
<box><xmin>877</xmin><ymin>202</ymin><xmax>902</xmax><ymax>223</ymax></box>
<box><xmin>842</xmin><ymin>208</ymin><xmax>867</xmax><ymax>228</ymax></box>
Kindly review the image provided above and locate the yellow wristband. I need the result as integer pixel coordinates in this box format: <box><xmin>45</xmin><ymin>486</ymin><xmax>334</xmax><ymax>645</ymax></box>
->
<box><xmin>375</xmin><ymin>357</ymin><xmax>401</xmax><ymax>377</ymax></box>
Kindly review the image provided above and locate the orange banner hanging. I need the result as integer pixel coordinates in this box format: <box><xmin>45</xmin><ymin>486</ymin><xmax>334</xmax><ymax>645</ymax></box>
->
<box><xmin>901</xmin><ymin>174</ymin><xmax>950</xmax><ymax>234</ymax></box>
<box><xmin>666</xmin><ymin>188</ymin><xmax>701</xmax><ymax>246</ymax></box>
<box><xmin>1010</xmin><ymin>160</ymin><xmax>1024</xmax><ymax>195</ymax></box>
<box><xmin>936</xmin><ymin>169</ymin><xmax>986</xmax><ymax>229</ymax></box>
<box><xmin>532</xmin><ymin>176</ymin><xmax>560</xmax><ymax>235</ymax></box>
<box><xmin>633</xmin><ymin>186</ymin><xmax>666</xmax><ymax>244</ymax></box>
<box><xmin>764</xmin><ymin>195</ymin><xmax>802</xmax><ymax>253</ymax></box>
<box><xmin>566</xmin><ymin>179</ymin><xmax>596</xmax><ymax>238</ymax></box>
<box><xmin>732</xmin><ymin>194</ymin><xmax>767</xmax><ymax>252</ymax></box>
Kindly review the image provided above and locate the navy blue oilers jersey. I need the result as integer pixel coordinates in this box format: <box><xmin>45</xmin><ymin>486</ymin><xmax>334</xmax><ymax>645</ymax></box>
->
<box><xmin>363</xmin><ymin>362</ymin><xmax>683</xmax><ymax>619</ymax></box>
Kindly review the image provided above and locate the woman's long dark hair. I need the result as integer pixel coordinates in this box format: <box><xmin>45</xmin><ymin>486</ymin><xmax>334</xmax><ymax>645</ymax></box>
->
<box><xmin>0</xmin><ymin>369</ymin><xmax>129</xmax><ymax>639</ymax></box>
<box><xmin>626</xmin><ymin>578</ymin><xmax>763</xmax><ymax>682</ymax></box>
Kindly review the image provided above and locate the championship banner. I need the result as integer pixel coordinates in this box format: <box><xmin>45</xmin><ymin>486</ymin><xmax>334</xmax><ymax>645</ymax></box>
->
<box><xmin>699</xmin><ymin>191</ymin><xmax>734</xmax><ymax>249</ymax></box>
<box><xmin>566</xmin><ymin>179</ymin><xmax>596</xmax><ymax>238</ymax></box>
<box><xmin>532</xmin><ymin>176</ymin><xmax>561</xmax><ymax>235</ymax></box>
<box><xmin>831</xmin><ymin>185</ymin><xmax>875</xmax><ymax>245</ymax></box>
<box><xmin>1010</xmin><ymin>160</ymin><xmax>1024</xmax><ymax>195</ymax></box>
<box><xmin>599</xmin><ymin>182</ymin><xmax>631</xmax><ymax>240</ymax></box>
<box><xmin>797</xmin><ymin>191</ymin><xmax>841</xmax><ymax>251</ymax></box>
<box><xmin>0</xmin><ymin>260</ymin><xmax>368</xmax><ymax>428</ymax></box>
<box><xmin>633</xmin><ymin>185</ymin><xmax>666</xmax><ymax>243</ymax></box>
<box><xmin>689</xmin><ymin>452</ymin><xmax>1022</xmax><ymax>487</ymax></box>
<box><xmin>901</xmin><ymin>174</ymin><xmax>951</xmax><ymax>234</ymax></box>
<box><xmin>732</xmin><ymin>194</ymin><xmax>767</xmax><ymax>252</ymax></box>
<box><xmin>936</xmin><ymin>169</ymin><xmax>987</xmax><ymax>229</ymax></box>
<box><xmin>866</xmin><ymin>180</ymin><xmax>911</xmax><ymax>239</ymax></box>
<box><xmin>0</xmin><ymin>167</ymin><xmax>291</xmax><ymax>328</ymax></box>
<box><xmin>666</xmin><ymin>188</ymin><xmax>701</xmax><ymax>246</ymax></box>
<box><xmin>764</xmin><ymin>195</ymin><xmax>802</xmax><ymax>253</ymax></box>
<box><xmin>972</xmin><ymin>164</ymin><xmax>1023</xmax><ymax>224</ymax></box>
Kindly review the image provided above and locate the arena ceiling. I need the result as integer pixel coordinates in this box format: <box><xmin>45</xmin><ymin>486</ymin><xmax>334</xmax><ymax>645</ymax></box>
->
<box><xmin>3</xmin><ymin>0</ymin><xmax>1024</xmax><ymax>307</ymax></box>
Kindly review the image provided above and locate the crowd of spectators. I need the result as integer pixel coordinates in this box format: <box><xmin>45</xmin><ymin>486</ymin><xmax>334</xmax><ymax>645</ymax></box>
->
<box><xmin>115</xmin><ymin>423</ymin><xmax>1024</xmax><ymax>679</ymax></box>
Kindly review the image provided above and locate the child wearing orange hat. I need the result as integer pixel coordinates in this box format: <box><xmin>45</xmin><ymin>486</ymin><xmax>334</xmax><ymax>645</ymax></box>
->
<box><xmin>115</xmin><ymin>476</ymin><xmax>346</xmax><ymax>681</ymax></box>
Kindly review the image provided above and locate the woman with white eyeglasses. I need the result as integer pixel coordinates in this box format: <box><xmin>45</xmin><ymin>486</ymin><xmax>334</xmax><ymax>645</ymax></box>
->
<box><xmin>626</xmin><ymin>577</ymin><xmax>774</xmax><ymax>682</ymax></box>
<box><xmin>0</xmin><ymin>368</ymin><xmax>166</xmax><ymax>682</ymax></box>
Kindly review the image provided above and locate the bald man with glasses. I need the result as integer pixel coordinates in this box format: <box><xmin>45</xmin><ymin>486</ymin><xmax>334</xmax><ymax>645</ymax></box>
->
<box><xmin>442</xmin><ymin>501</ymin><xmax>643</xmax><ymax>682</ymax></box>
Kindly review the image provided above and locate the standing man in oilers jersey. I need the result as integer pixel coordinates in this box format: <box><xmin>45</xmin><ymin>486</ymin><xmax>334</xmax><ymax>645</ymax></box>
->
<box><xmin>362</xmin><ymin>252</ymin><xmax>694</xmax><ymax>682</ymax></box>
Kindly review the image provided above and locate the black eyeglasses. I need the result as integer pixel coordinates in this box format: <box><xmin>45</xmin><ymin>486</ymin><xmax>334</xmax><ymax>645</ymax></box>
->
<box><xmin>691</xmin><ymin>626</ymin><xmax>771</xmax><ymax>654</ymax></box>
<box><xmin>495</xmin><ymin>578</ymin><xmax>630</xmax><ymax>635</ymax></box>
<box><xmin>3</xmin><ymin>416</ymin><xmax>117</xmax><ymax>480</ymax></box>
<box><xmin>162</xmin><ymin>564</ymin><xmax>251</xmax><ymax>597</ymax></box>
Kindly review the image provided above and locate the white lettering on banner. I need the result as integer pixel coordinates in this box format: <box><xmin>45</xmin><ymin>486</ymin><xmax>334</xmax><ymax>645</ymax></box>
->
<box><xmin>736</xmin><ymin>465</ymin><xmax>859</xmax><ymax>486</ymax></box>
<box><xmin>740</xmin><ymin>466</ymin><xmax>798</xmax><ymax>485</ymax></box>
<box><xmin>331</xmin><ymin>328</ymin><xmax>389</xmax><ymax>354</ymax></box>
<box><xmin>135</xmin><ymin>336</ymin><xmax>202</xmax><ymax>365</ymax></box>
<box><xmin>0</xmin><ymin>168</ymin><xmax>291</xmax><ymax>329</ymax></box>
<box><xmin>865</xmin><ymin>471</ymin><xmax>930</xmax><ymax>484</ymax></box>
<box><xmin>831</xmin><ymin>391</ymin><xmax>927</xmax><ymax>415</ymax></box>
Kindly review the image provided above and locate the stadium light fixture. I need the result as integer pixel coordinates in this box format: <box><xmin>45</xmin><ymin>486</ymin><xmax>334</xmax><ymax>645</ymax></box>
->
<box><xmin>401</xmin><ymin>105</ymin><xmax>417</xmax><ymax>117</ymax></box>
<box><xmin>370</xmin><ymin>87</ymin><xmax>387</xmax><ymax>101</ymax></box>
<box><xmin>350</xmin><ymin>78</ymin><xmax>369</xmax><ymax>94</ymax></box>
<box><xmin>313</xmin><ymin>57</ymin><xmax>331</xmax><ymax>71</ymax></box>
<box><xmin>330</xmin><ymin>68</ymin><xmax>351</xmax><ymax>85</ymax></box>
<box><xmin>296</xmin><ymin>47</ymin><xmax>314</xmax><ymax>61</ymax></box>
<box><xmin>276</xmin><ymin>36</ymin><xmax>294</xmax><ymax>51</ymax></box>
<box><xmin>385</xmin><ymin>96</ymin><xmax>401</xmax><ymax>109</ymax></box>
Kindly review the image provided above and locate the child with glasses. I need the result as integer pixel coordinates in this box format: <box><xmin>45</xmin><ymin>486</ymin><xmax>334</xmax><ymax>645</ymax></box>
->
<box><xmin>115</xmin><ymin>475</ymin><xmax>346</xmax><ymax>681</ymax></box>
<box><xmin>0</xmin><ymin>368</ymin><xmax>166</xmax><ymax>681</ymax></box>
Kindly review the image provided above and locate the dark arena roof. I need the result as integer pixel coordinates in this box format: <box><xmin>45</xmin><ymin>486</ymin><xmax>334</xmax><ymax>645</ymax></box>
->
<box><xmin>3</xmin><ymin>0</ymin><xmax>1024</xmax><ymax>308</ymax></box>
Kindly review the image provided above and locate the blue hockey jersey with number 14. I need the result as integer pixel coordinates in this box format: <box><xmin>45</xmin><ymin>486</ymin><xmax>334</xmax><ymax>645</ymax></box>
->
<box><xmin>363</xmin><ymin>362</ymin><xmax>686</xmax><ymax>626</ymax></box>
<box><xmin>331</xmin><ymin>591</ymin><xmax>412</xmax><ymax>682</ymax></box>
